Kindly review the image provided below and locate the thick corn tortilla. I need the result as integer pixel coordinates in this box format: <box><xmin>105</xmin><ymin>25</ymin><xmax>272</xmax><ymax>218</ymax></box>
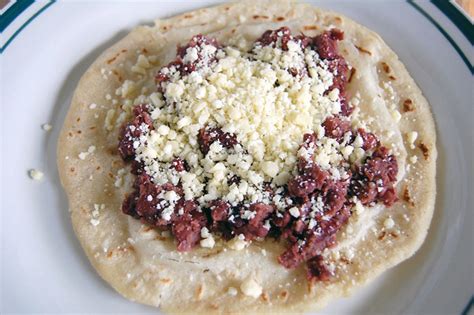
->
<box><xmin>57</xmin><ymin>1</ymin><xmax>436</xmax><ymax>313</ymax></box>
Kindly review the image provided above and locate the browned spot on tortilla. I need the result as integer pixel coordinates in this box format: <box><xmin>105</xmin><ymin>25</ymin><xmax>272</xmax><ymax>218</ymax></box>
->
<box><xmin>111</xmin><ymin>160</ymin><xmax>122</xmax><ymax>167</ymax></box>
<box><xmin>355</xmin><ymin>45</ymin><xmax>372</xmax><ymax>55</ymax></box>
<box><xmin>403</xmin><ymin>99</ymin><xmax>415</xmax><ymax>112</ymax></box>
<box><xmin>96</xmin><ymin>166</ymin><xmax>101</xmax><ymax>171</ymax></box>
<box><xmin>80</xmin><ymin>206</ymin><xmax>88</xmax><ymax>215</ymax></box>
<box><xmin>209</xmin><ymin>303</ymin><xmax>219</xmax><ymax>310</ymax></box>
<box><xmin>261</xmin><ymin>292</ymin><xmax>270</xmax><ymax>302</ymax></box>
<box><xmin>154</xmin><ymin>234</ymin><xmax>167</xmax><ymax>241</ymax></box>
<box><xmin>253</xmin><ymin>14</ymin><xmax>269</xmax><ymax>19</ymax></box>
<box><xmin>379</xmin><ymin>230</ymin><xmax>398</xmax><ymax>240</ymax></box>
<box><xmin>348</xmin><ymin>68</ymin><xmax>356</xmax><ymax>83</ymax></box>
<box><xmin>389</xmin><ymin>75</ymin><xmax>396</xmax><ymax>80</ymax></box>
<box><xmin>381</xmin><ymin>62</ymin><xmax>390</xmax><ymax>73</ymax></box>
<box><xmin>279</xmin><ymin>290</ymin><xmax>289</xmax><ymax>300</ymax></box>
<box><xmin>403</xmin><ymin>187</ymin><xmax>415</xmax><ymax>207</ymax></box>
<box><xmin>334</xmin><ymin>16</ymin><xmax>342</xmax><ymax>23</ymax></box>
<box><xmin>195</xmin><ymin>284</ymin><xmax>204</xmax><ymax>300</ymax></box>
<box><xmin>70</xmin><ymin>167</ymin><xmax>75</xmax><ymax>173</ymax></box>
<box><xmin>141</xmin><ymin>48</ymin><xmax>148</xmax><ymax>54</ymax></box>
<box><xmin>89</xmin><ymin>126</ymin><xmax>96</xmax><ymax>130</ymax></box>
<box><xmin>76</xmin><ymin>117</ymin><xmax>81</xmax><ymax>122</ymax></box>
<box><xmin>389</xmin><ymin>232</ymin><xmax>399</xmax><ymax>238</ymax></box>
<box><xmin>303</xmin><ymin>25</ymin><xmax>318</xmax><ymax>30</ymax></box>
<box><xmin>203</xmin><ymin>268</ymin><xmax>210</xmax><ymax>273</ymax></box>
<box><xmin>159</xmin><ymin>278</ymin><xmax>172</xmax><ymax>284</ymax></box>
<box><xmin>68</xmin><ymin>132</ymin><xmax>73</xmax><ymax>137</ymax></box>
<box><xmin>107</xmin><ymin>245</ymin><xmax>135</xmax><ymax>259</ymax></box>
<box><xmin>76</xmin><ymin>130</ymin><xmax>82</xmax><ymax>134</ymax></box>
<box><xmin>231</xmin><ymin>29</ymin><xmax>236</xmax><ymax>34</ymax></box>
<box><xmin>107</xmin><ymin>147</ymin><xmax>117</xmax><ymax>155</ymax></box>
<box><xmin>224</xmin><ymin>6</ymin><xmax>230</xmax><ymax>11</ymax></box>
<box><xmin>378</xmin><ymin>231</ymin><xmax>386</xmax><ymax>240</ymax></box>
<box><xmin>106</xmin><ymin>50</ymin><xmax>127</xmax><ymax>64</ymax></box>
<box><xmin>418</xmin><ymin>142</ymin><xmax>429</xmax><ymax>159</ymax></box>
<box><xmin>162</xmin><ymin>25</ymin><xmax>168</xmax><ymax>31</ymax></box>
<box><xmin>340</xmin><ymin>257</ymin><xmax>352</xmax><ymax>264</ymax></box>
<box><xmin>184</xmin><ymin>14</ymin><xmax>193</xmax><ymax>19</ymax></box>
<box><xmin>108</xmin><ymin>172</ymin><xmax>114</xmax><ymax>179</ymax></box>
<box><xmin>202</xmin><ymin>248</ymin><xmax>223</xmax><ymax>258</ymax></box>
<box><xmin>276</xmin><ymin>16</ymin><xmax>285</xmax><ymax>21</ymax></box>
<box><xmin>112</xmin><ymin>69</ymin><xmax>123</xmax><ymax>82</ymax></box>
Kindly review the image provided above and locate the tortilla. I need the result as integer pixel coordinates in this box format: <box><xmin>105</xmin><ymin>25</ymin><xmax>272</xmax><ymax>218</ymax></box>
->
<box><xmin>57</xmin><ymin>0</ymin><xmax>436</xmax><ymax>313</ymax></box>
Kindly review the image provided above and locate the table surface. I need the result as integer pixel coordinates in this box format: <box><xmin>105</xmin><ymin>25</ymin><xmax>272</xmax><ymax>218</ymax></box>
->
<box><xmin>456</xmin><ymin>0</ymin><xmax>474</xmax><ymax>17</ymax></box>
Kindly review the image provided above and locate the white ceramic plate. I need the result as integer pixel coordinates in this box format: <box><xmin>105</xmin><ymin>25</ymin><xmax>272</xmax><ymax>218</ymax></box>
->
<box><xmin>1</xmin><ymin>1</ymin><xmax>473</xmax><ymax>314</ymax></box>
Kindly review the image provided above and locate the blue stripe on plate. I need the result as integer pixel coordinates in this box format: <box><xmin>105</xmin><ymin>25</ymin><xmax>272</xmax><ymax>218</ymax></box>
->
<box><xmin>461</xmin><ymin>296</ymin><xmax>474</xmax><ymax>315</ymax></box>
<box><xmin>407</xmin><ymin>0</ymin><xmax>474</xmax><ymax>74</ymax></box>
<box><xmin>0</xmin><ymin>0</ymin><xmax>55</xmax><ymax>53</ymax></box>
<box><xmin>0</xmin><ymin>0</ymin><xmax>34</xmax><ymax>32</ymax></box>
<box><xmin>431</xmin><ymin>0</ymin><xmax>474</xmax><ymax>45</ymax></box>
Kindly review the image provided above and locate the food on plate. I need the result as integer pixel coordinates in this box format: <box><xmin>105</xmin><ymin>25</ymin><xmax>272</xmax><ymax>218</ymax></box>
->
<box><xmin>58</xmin><ymin>0</ymin><xmax>436</xmax><ymax>313</ymax></box>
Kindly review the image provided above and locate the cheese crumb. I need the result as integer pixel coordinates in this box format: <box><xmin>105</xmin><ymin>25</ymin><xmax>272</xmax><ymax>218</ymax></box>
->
<box><xmin>384</xmin><ymin>217</ymin><xmax>395</xmax><ymax>229</ymax></box>
<box><xmin>227</xmin><ymin>287</ymin><xmax>238</xmax><ymax>296</ymax></box>
<box><xmin>240</xmin><ymin>277</ymin><xmax>262</xmax><ymax>298</ymax></box>
<box><xmin>28</xmin><ymin>169</ymin><xmax>44</xmax><ymax>181</ymax></box>
<box><xmin>289</xmin><ymin>207</ymin><xmax>300</xmax><ymax>218</ymax></box>
<box><xmin>228</xmin><ymin>236</ymin><xmax>247</xmax><ymax>250</ymax></box>
<box><xmin>390</xmin><ymin>110</ymin><xmax>401</xmax><ymax>122</ymax></box>
<box><xmin>42</xmin><ymin>123</ymin><xmax>52</xmax><ymax>131</ymax></box>
<box><xmin>353</xmin><ymin>200</ymin><xmax>365</xmax><ymax>215</ymax></box>
<box><xmin>201</xmin><ymin>227</ymin><xmax>211</xmax><ymax>238</ymax></box>
<box><xmin>261</xmin><ymin>161</ymin><xmax>279</xmax><ymax>177</ymax></box>
<box><xmin>407</xmin><ymin>131</ymin><xmax>418</xmax><ymax>149</ymax></box>
<box><xmin>200</xmin><ymin>235</ymin><xmax>215</xmax><ymax>248</ymax></box>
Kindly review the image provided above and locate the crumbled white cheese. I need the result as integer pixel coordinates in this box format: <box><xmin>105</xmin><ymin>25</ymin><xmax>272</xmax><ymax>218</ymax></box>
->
<box><xmin>227</xmin><ymin>287</ymin><xmax>238</xmax><ymax>296</ymax></box>
<box><xmin>384</xmin><ymin>217</ymin><xmax>395</xmax><ymax>229</ymax></box>
<box><xmin>200</xmin><ymin>235</ymin><xmax>215</xmax><ymax>248</ymax></box>
<box><xmin>390</xmin><ymin>110</ymin><xmax>401</xmax><ymax>122</ymax></box>
<box><xmin>228</xmin><ymin>236</ymin><xmax>247</xmax><ymax>250</ymax></box>
<box><xmin>42</xmin><ymin>123</ymin><xmax>52</xmax><ymax>131</ymax></box>
<box><xmin>78</xmin><ymin>146</ymin><xmax>96</xmax><ymax>160</ymax></box>
<box><xmin>261</xmin><ymin>161</ymin><xmax>279</xmax><ymax>177</ymax></box>
<box><xmin>240</xmin><ymin>277</ymin><xmax>262</xmax><ymax>298</ymax></box>
<box><xmin>200</xmin><ymin>227</ymin><xmax>211</xmax><ymax>238</ymax></box>
<box><xmin>114</xmin><ymin>168</ymin><xmax>128</xmax><ymax>187</ymax></box>
<box><xmin>407</xmin><ymin>131</ymin><xmax>418</xmax><ymax>149</ymax></box>
<box><xmin>28</xmin><ymin>169</ymin><xmax>44</xmax><ymax>181</ymax></box>
<box><xmin>289</xmin><ymin>207</ymin><xmax>300</xmax><ymax>218</ymax></box>
<box><xmin>353</xmin><ymin>200</ymin><xmax>365</xmax><ymax>215</ymax></box>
